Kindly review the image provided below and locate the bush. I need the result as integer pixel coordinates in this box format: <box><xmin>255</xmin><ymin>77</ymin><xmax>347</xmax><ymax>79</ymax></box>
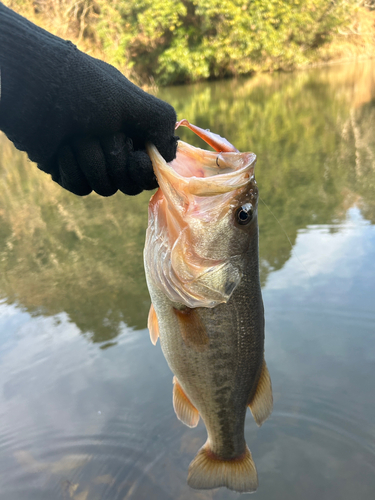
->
<box><xmin>5</xmin><ymin>1</ymin><xmax>354</xmax><ymax>85</ymax></box>
<box><xmin>96</xmin><ymin>0</ymin><xmax>352</xmax><ymax>84</ymax></box>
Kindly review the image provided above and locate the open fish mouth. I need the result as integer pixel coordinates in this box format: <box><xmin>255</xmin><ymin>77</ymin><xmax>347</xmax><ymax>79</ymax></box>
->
<box><xmin>144</xmin><ymin>120</ymin><xmax>258</xmax><ymax>309</ymax></box>
<box><xmin>146</xmin><ymin>140</ymin><xmax>256</xmax><ymax>198</ymax></box>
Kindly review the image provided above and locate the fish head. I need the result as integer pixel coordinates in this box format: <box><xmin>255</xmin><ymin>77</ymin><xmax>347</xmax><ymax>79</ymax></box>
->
<box><xmin>145</xmin><ymin>139</ymin><xmax>258</xmax><ymax>309</ymax></box>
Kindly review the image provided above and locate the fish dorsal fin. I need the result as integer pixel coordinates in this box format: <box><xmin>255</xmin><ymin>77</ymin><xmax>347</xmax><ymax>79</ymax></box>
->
<box><xmin>147</xmin><ymin>304</ymin><xmax>159</xmax><ymax>345</ymax></box>
<box><xmin>248</xmin><ymin>359</ymin><xmax>273</xmax><ymax>426</ymax></box>
<box><xmin>173</xmin><ymin>376</ymin><xmax>200</xmax><ymax>428</ymax></box>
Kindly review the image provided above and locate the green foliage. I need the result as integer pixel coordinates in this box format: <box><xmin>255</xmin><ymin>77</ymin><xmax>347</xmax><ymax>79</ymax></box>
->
<box><xmin>94</xmin><ymin>0</ymin><xmax>353</xmax><ymax>84</ymax></box>
<box><xmin>3</xmin><ymin>0</ymin><xmax>360</xmax><ymax>85</ymax></box>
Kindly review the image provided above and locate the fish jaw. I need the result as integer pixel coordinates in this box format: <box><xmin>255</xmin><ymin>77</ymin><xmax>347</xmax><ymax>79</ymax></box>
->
<box><xmin>147</xmin><ymin>140</ymin><xmax>255</xmax><ymax>199</ymax></box>
<box><xmin>175</xmin><ymin>119</ymin><xmax>239</xmax><ymax>152</ymax></box>
<box><xmin>145</xmin><ymin>141</ymin><xmax>258</xmax><ymax>309</ymax></box>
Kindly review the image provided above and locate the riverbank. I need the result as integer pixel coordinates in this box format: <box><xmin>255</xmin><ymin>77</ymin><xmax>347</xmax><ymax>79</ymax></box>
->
<box><xmin>3</xmin><ymin>1</ymin><xmax>375</xmax><ymax>87</ymax></box>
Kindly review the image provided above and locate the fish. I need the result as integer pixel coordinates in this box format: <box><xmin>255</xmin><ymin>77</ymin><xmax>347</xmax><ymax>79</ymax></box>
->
<box><xmin>144</xmin><ymin>119</ymin><xmax>272</xmax><ymax>493</ymax></box>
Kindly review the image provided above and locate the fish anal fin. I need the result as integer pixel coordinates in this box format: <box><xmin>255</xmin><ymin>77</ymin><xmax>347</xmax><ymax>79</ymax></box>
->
<box><xmin>187</xmin><ymin>443</ymin><xmax>258</xmax><ymax>493</ymax></box>
<box><xmin>173</xmin><ymin>376</ymin><xmax>200</xmax><ymax>428</ymax></box>
<box><xmin>248</xmin><ymin>359</ymin><xmax>273</xmax><ymax>427</ymax></box>
<box><xmin>173</xmin><ymin>307</ymin><xmax>209</xmax><ymax>352</ymax></box>
<box><xmin>147</xmin><ymin>304</ymin><xmax>159</xmax><ymax>345</ymax></box>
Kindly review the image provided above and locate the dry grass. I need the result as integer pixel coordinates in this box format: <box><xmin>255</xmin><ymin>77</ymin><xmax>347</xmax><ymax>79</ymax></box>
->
<box><xmin>316</xmin><ymin>6</ymin><xmax>375</xmax><ymax>65</ymax></box>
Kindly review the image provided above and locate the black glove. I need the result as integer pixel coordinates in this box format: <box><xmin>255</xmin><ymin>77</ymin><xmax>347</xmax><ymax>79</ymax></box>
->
<box><xmin>0</xmin><ymin>4</ymin><xmax>178</xmax><ymax>196</ymax></box>
<box><xmin>36</xmin><ymin>54</ymin><xmax>178</xmax><ymax>196</ymax></box>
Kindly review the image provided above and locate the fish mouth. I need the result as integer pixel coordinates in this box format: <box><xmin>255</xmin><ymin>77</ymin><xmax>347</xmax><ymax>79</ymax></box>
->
<box><xmin>144</xmin><ymin>137</ymin><xmax>258</xmax><ymax>309</ymax></box>
<box><xmin>146</xmin><ymin>141</ymin><xmax>256</xmax><ymax>198</ymax></box>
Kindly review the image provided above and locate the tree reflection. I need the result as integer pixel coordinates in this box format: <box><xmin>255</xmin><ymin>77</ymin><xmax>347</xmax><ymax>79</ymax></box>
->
<box><xmin>0</xmin><ymin>61</ymin><xmax>374</xmax><ymax>341</ymax></box>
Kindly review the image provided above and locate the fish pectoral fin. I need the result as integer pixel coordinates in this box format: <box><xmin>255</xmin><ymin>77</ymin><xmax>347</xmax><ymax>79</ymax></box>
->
<box><xmin>248</xmin><ymin>359</ymin><xmax>273</xmax><ymax>427</ymax></box>
<box><xmin>173</xmin><ymin>307</ymin><xmax>209</xmax><ymax>352</ymax></box>
<box><xmin>147</xmin><ymin>304</ymin><xmax>159</xmax><ymax>345</ymax></box>
<box><xmin>173</xmin><ymin>377</ymin><xmax>200</xmax><ymax>428</ymax></box>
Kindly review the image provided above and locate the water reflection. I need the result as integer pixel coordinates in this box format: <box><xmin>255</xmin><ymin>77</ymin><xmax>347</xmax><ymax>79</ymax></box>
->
<box><xmin>1</xmin><ymin>62</ymin><xmax>374</xmax><ymax>342</ymax></box>
<box><xmin>0</xmin><ymin>209</ymin><xmax>374</xmax><ymax>499</ymax></box>
<box><xmin>0</xmin><ymin>61</ymin><xmax>375</xmax><ymax>499</ymax></box>
<box><xmin>0</xmin><ymin>141</ymin><xmax>151</xmax><ymax>340</ymax></box>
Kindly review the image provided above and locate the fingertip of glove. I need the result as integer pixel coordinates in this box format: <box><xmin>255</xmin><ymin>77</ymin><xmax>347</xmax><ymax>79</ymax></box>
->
<box><xmin>126</xmin><ymin>150</ymin><xmax>158</xmax><ymax>194</ymax></box>
<box><xmin>168</xmin><ymin>134</ymin><xmax>179</xmax><ymax>162</ymax></box>
<box><xmin>152</xmin><ymin>134</ymin><xmax>179</xmax><ymax>163</ymax></box>
<box><xmin>146</xmin><ymin>174</ymin><xmax>159</xmax><ymax>191</ymax></box>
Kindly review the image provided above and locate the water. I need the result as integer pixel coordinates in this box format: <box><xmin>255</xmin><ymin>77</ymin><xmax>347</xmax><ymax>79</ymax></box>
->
<box><xmin>0</xmin><ymin>61</ymin><xmax>374</xmax><ymax>499</ymax></box>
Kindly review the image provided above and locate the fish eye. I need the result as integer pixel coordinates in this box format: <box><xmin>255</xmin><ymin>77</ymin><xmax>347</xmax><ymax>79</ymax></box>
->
<box><xmin>236</xmin><ymin>203</ymin><xmax>253</xmax><ymax>225</ymax></box>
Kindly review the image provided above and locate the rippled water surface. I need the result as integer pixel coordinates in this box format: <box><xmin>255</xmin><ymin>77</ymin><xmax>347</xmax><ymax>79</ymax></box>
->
<box><xmin>0</xmin><ymin>61</ymin><xmax>374</xmax><ymax>499</ymax></box>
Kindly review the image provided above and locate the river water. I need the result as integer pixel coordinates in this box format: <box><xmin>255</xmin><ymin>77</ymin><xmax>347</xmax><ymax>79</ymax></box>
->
<box><xmin>0</xmin><ymin>61</ymin><xmax>374</xmax><ymax>499</ymax></box>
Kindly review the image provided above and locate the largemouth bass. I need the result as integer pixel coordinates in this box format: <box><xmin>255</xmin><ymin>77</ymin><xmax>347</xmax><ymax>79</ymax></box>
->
<box><xmin>144</xmin><ymin>120</ymin><xmax>272</xmax><ymax>493</ymax></box>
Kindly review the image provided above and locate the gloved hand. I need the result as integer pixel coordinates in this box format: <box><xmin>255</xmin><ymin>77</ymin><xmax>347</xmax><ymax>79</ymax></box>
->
<box><xmin>0</xmin><ymin>4</ymin><xmax>178</xmax><ymax>196</ymax></box>
<box><xmin>38</xmin><ymin>53</ymin><xmax>178</xmax><ymax>196</ymax></box>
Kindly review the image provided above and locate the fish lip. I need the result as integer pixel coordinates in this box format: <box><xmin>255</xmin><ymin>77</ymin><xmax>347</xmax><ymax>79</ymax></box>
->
<box><xmin>146</xmin><ymin>141</ymin><xmax>257</xmax><ymax>196</ymax></box>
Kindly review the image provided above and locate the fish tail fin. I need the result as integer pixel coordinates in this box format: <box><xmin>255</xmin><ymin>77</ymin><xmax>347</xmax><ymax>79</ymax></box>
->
<box><xmin>187</xmin><ymin>443</ymin><xmax>258</xmax><ymax>493</ymax></box>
